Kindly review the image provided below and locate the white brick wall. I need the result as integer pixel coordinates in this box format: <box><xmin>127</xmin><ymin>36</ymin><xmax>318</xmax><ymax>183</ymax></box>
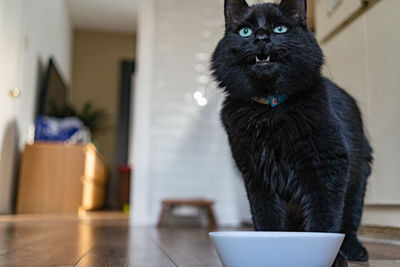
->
<box><xmin>131</xmin><ymin>0</ymin><xmax>252</xmax><ymax>226</ymax></box>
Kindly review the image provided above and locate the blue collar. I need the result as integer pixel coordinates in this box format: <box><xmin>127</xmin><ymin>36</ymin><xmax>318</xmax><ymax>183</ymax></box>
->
<box><xmin>252</xmin><ymin>94</ymin><xmax>288</xmax><ymax>107</ymax></box>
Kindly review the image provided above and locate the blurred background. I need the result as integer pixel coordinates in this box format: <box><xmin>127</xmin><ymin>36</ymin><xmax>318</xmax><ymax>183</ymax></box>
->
<box><xmin>0</xmin><ymin>0</ymin><xmax>399</xmax><ymax>230</ymax></box>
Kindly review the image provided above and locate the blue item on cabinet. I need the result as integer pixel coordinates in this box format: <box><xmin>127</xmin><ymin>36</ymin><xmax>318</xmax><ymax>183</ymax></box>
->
<box><xmin>34</xmin><ymin>116</ymin><xmax>89</xmax><ymax>143</ymax></box>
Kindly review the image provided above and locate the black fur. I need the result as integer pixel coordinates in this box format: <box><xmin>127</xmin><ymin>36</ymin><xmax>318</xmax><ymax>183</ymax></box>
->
<box><xmin>211</xmin><ymin>0</ymin><xmax>372</xmax><ymax>266</ymax></box>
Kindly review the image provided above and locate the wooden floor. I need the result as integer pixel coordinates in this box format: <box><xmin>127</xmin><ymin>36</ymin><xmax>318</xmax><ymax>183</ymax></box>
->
<box><xmin>0</xmin><ymin>213</ymin><xmax>399</xmax><ymax>266</ymax></box>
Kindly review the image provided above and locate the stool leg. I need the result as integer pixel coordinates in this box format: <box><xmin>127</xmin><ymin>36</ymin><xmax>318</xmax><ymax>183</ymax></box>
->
<box><xmin>206</xmin><ymin>205</ymin><xmax>217</xmax><ymax>229</ymax></box>
<box><xmin>157</xmin><ymin>205</ymin><xmax>167</xmax><ymax>227</ymax></box>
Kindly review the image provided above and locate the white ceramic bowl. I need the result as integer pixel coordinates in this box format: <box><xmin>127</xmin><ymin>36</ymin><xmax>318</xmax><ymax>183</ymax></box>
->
<box><xmin>209</xmin><ymin>231</ymin><xmax>344</xmax><ymax>267</ymax></box>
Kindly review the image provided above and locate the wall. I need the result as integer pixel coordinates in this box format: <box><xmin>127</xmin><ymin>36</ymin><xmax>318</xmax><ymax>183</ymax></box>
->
<box><xmin>18</xmin><ymin>0</ymin><xmax>72</xmax><ymax>142</ymax></box>
<box><xmin>0</xmin><ymin>0</ymin><xmax>25</xmax><ymax>214</ymax></box>
<box><xmin>130</xmin><ymin>0</ymin><xmax>251</xmax><ymax>226</ymax></box>
<box><xmin>0</xmin><ymin>0</ymin><xmax>72</xmax><ymax>213</ymax></box>
<box><xmin>71</xmin><ymin>30</ymin><xmax>135</xmax><ymax>207</ymax></box>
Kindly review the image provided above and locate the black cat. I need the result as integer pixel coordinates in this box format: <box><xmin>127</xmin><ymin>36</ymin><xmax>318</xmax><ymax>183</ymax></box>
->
<box><xmin>211</xmin><ymin>0</ymin><xmax>372</xmax><ymax>266</ymax></box>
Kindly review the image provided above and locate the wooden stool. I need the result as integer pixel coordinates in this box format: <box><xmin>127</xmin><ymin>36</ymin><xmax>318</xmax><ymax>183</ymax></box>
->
<box><xmin>157</xmin><ymin>198</ymin><xmax>217</xmax><ymax>229</ymax></box>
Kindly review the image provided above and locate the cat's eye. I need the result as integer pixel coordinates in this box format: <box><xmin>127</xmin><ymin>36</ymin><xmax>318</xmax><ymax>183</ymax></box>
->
<box><xmin>239</xmin><ymin>27</ymin><xmax>253</xmax><ymax>37</ymax></box>
<box><xmin>273</xmin><ymin>25</ymin><xmax>288</xmax><ymax>34</ymax></box>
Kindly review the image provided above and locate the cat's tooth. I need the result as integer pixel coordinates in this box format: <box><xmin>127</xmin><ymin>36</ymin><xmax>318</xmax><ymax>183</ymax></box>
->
<box><xmin>266</xmin><ymin>55</ymin><xmax>270</xmax><ymax>62</ymax></box>
<box><xmin>256</xmin><ymin>56</ymin><xmax>260</xmax><ymax>63</ymax></box>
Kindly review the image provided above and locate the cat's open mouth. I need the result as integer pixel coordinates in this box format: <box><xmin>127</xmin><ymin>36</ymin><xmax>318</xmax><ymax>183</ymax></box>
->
<box><xmin>255</xmin><ymin>54</ymin><xmax>273</xmax><ymax>66</ymax></box>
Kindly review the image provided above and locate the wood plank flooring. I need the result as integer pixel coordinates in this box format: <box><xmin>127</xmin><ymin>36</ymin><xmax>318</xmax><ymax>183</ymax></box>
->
<box><xmin>0</xmin><ymin>213</ymin><xmax>399</xmax><ymax>266</ymax></box>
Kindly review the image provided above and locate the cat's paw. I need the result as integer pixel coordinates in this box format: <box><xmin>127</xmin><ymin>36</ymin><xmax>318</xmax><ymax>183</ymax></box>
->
<box><xmin>332</xmin><ymin>251</ymin><xmax>348</xmax><ymax>267</ymax></box>
<box><xmin>341</xmin><ymin>236</ymin><xmax>369</xmax><ymax>261</ymax></box>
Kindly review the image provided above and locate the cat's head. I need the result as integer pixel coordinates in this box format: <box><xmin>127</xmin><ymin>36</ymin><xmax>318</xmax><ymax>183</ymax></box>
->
<box><xmin>211</xmin><ymin>0</ymin><xmax>323</xmax><ymax>98</ymax></box>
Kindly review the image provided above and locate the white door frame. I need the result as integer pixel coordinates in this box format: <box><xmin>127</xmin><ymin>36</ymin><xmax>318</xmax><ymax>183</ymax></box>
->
<box><xmin>129</xmin><ymin>0</ymin><xmax>155</xmax><ymax>226</ymax></box>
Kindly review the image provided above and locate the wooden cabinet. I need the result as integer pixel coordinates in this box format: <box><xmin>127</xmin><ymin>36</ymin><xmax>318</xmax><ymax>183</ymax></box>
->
<box><xmin>318</xmin><ymin>0</ymin><xmax>400</xmax><ymax>206</ymax></box>
<box><xmin>17</xmin><ymin>142</ymin><xmax>107</xmax><ymax>214</ymax></box>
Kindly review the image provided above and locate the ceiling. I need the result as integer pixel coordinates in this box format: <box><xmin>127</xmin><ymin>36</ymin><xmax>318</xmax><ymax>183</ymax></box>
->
<box><xmin>67</xmin><ymin>0</ymin><xmax>137</xmax><ymax>34</ymax></box>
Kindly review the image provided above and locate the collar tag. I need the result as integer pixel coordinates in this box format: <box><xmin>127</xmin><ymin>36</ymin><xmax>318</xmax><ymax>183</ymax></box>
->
<box><xmin>253</xmin><ymin>94</ymin><xmax>287</xmax><ymax>107</ymax></box>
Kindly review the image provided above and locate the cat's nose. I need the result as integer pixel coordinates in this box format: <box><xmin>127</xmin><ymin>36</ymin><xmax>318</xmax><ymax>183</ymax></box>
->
<box><xmin>255</xmin><ymin>34</ymin><xmax>269</xmax><ymax>43</ymax></box>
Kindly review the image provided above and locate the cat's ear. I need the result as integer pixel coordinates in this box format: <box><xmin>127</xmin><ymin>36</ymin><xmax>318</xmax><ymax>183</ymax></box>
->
<box><xmin>224</xmin><ymin>0</ymin><xmax>249</xmax><ymax>27</ymax></box>
<box><xmin>279</xmin><ymin>0</ymin><xmax>307</xmax><ymax>25</ymax></box>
